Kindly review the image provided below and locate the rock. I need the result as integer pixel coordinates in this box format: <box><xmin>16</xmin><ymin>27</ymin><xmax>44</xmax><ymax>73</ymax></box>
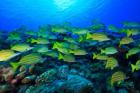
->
<box><xmin>117</xmin><ymin>88</ymin><xmax>128</xmax><ymax>93</ymax></box>
<box><xmin>18</xmin><ymin>85</ymin><xmax>29</xmax><ymax>93</ymax></box>
<box><xmin>59</xmin><ymin>75</ymin><xmax>93</xmax><ymax>93</ymax></box>
<box><xmin>25</xmin><ymin>84</ymin><xmax>57</xmax><ymax>93</ymax></box>
<box><xmin>79</xmin><ymin>72</ymin><xmax>85</xmax><ymax>77</ymax></box>
<box><xmin>70</xmin><ymin>69</ymin><xmax>78</xmax><ymax>75</ymax></box>
<box><xmin>0</xmin><ymin>67</ymin><xmax>14</xmax><ymax>82</ymax></box>
<box><xmin>0</xmin><ymin>84</ymin><xmax>15</xmax><ymax>93</ymax></box>
<box><xmin>57</xmin><ymin>65</ymin><xmax>69</xmax><ymax>79</ymax></box>
<box><xmin>35</xmin><ymin>69</ymin><xmax>57</xmax><ymax>84</ymax></box>
<box><xmin>26</xmin><ymin>75</ymin><xmax>93</xmax><ymax>93</ymax></box>
<box><xmin>26</xmin><ymin>85</ymin><xmax>46</xmax><ymax>93</ymax></box>
<box><xmin>90</xmin><ymin>73</ymin><xmax>104</xmax><ymax>79</ymax></box>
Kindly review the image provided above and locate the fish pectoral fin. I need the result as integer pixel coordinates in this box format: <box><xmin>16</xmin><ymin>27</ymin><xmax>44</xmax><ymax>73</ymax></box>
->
<box><xmin>10</xmin><ymin>62</ymin><xmax>20</xmax><ymax>71</ymax></box>
<box><xmin>131</xmin><ymin>64</ymin><xmax>137</xmax><ymax>72</ymax></box>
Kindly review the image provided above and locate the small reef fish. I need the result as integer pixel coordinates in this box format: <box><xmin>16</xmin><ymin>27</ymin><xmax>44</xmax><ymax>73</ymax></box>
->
<box><xmin>64</xmin><ymin>37</ymin><xmax>78</xmax><ymax>44</ymax></box>
<box><xmin>108</xmin><ymin>25</ymin><xmax>119</xmax><ymax>32</ymax></box>
<box><xmin>71</xmin><ymin>28</ymin><xmax>90</xmax><ymax>35</ymax></box>
<box><xmin>69</xmin><ymin>49</ymin><xmax>88</xmax><ymax>55</ymax></box>
<box><xmin>38</xmin><ymin>27</ymin><xmax>48</xmax><ymax>38</ymax></box>
<box><xmin>69</xmin><ymin>44</ymin><xmax>80</xmax><ymax>50</ymax></box>
<box><xmin>105</xmin><ymin>57</ymin><xmax>118</xmax><ymax>70</ymax></box>
<box><xmin>33</xmin><ymin>45</ymin><xmax>49</xmax><ymax>53</ymax></box>
<box><xmin>119</xmin><ymin>37</ymin><xmax>134</xmax><ymax>46</ymax></box>
<box><xmin>86</xmin><ymin>32</ymin><xmax>110</xmax><ymax>42</ymax></box>
<box><xmin>53</xmin><ymin>42</ymin><xmax>69</xmax><ymax>49</ymax></box>
<box><xmin>0</xmin><ymin>50</ymin><xmax>20</xmax><ymax>61</ymax></box>
<box><xmin>42</xmin><ymin>50</ymin><xmax>58</xmax><ymax>58</ymax></box>
<box><xmin>11</xmin><ymin>43</ymin><xmax>33</xmax><ymax>52</ymax></box>
<box><xmin>131</xmin><ymin>60</ymin><xmax>140</xmax><ymax>72</ymax></box>
<box><xmin>90</xmin><ymin>23</ymin><xmax>105</xmax><ymax>30</ymax></box>
<box><xmin>7</xmin><ymin>31</ymin><xmax>21</xmax><ymax>41</ymax></box>
<box><xmin>53</xmin><ymin>45</ymin><xmax>70</xmax><ymax>54</ymax></box>
<box><xmin>58</xmin><ymin>53</ymin><xmax>76</xmax><ymax>62</ymax></box>
<box><xmin>19</xmin><ymin>53</ymin><xmax>44</xmax><ymax>64</ymax></box>
<box><xmin>25</xmin><ymin>30</ymin><xmax>37</xmax><ymax>36</ymax></box>
<box><xmin>10</xmin><ymin>53</ymin><xmax>45</xmax><ymax>71</ymax></box>
<box><xmin>121</xmin><ymin>29</ymin><xmax>139</xmax><ymax>37</ymax></box>
<box><xmin>53</xmin><ymin>42</ymin><xmax>80</xmax><ymax>50</ymax></box>
<box><xmin>51</xmin><ymin>26</ymin><xmax>68</xmax><ymax>34</ymax></box>
<box><xmin>101</xmin><ymin>47</ymin><xmax>118</xmax><ymax>55</ymax></box>
<box><xmin>27</xmin><ymin>38</ymin><xmax>49</xmax><ymax>44</ymax></box>
<box><xmin>111</xmin><ymin>71</ymin><xmax>126</xmax><ymax>86</ymax></box>
<box><xmin>126</xmin><ymin>48</ymin><xmax>140</xmax><ymax>59</ymax></box>
<box><xmin>93</xmin><ymin>53</ymin><xmax>108</xmax><ymax>60</ymax></box>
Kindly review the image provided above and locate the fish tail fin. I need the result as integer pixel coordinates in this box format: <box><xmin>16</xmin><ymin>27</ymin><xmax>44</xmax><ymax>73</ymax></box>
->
<box><xmin>101</xmin><ymin>49</ymin><xmax>105</xmax><ymax>54</ymax></box>
<box><xmin>126</xmin><ymin>54</ymin><xmax>129</xmax><ymax>59</ymax></box>
<box><xmin>93</xmin><ymin>53</ymin><xmax>97</xmax><ymax>59</ymax></box>
<box><xmin>10</xmin><ymin>62</ymin><xmax>20</xmax><ymax>71</ymax></box>
<box><xmin>127</xmin><ymin>32</ymin><xmax>131</xmax><ymax>37</ymax></box>
<box><xmin>79</xmin><ymin>36</ymin><xmax>83</xmax><ymax>42</ymax></box>
<box><xmin>58</xmin><ymin>53</ymin><xmax>63</xmax><ymax>60</ymax></box>
<box><xmin>69</xmin><ymin>49</ymin><xmax>73</xmax><ymax>54</ymax></box>
<box><xmin>31</xmin><ymin>39</ymin><xmax>36</xmax><ymax>43</ymax></box>
<box><xmin>131</xmin><ymin>64</ymin><xmax>136</xmax><ymax>72</ymax></box>
<box><xmin>86</xmin><ymin>32</ymin><xmax>91</xmax><ymax>39</ymax></box>
<box><xmin>53</xmin><ymin>43</ymin><xmax>57</xmax><ymax>49</ymax></box>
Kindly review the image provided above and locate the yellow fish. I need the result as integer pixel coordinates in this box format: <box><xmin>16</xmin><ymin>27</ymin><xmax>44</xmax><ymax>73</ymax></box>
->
<box><xmin>93</xmin><ymin>53</ymin><xmax>108</xmax><ymax>60</ymax></box>
<box><xmin>101</xmin><ymin>47</ymin><xmax>118</xmax><ymax>55</ymax></box>
<box><xmin>0</xmin><ymin>50</ymin><xmax>20</xmax><ymax>61</ymax></box>
<box><xmin>51</xmin><ymin>26</ymin><xmax>68</xmax><ymax>34</ymax></box>
<box><xmin>90</xmin><ymin>23</ymin><xmax>104</xmax><ymax>30</ymax></box>
<box><xmin>69</xmin><ymin>49</ymin><xmax>88</xmax><ymax>55</ymax></box>
<box><xmin>25</xmin><ymin>30</ymin><xmax>37</xmax><ymax>36</ymax></box>
<box><xmin>72</xmin><ymin>28</ymin><xmax>90</xmax><ymax>35</ymax></box>
<box><xmin>126</xmin><ymin>48</ymin><xmax>140</xmax><ymax>59</ymax></box>
<box><xmin>11</xmin><ymin>43</ymin><xmax>33</xmax><ymax>52</ymax></box>
<box><xmin>33</xmin><ymin>45</ymin><xmax>49</xmax><ymax>53</ymax></box>
<box><xmin>53</xmin><ymin>42</ymin><xmax>69</xmax><ymax>49</ymax></box>
<box><xmin>86</xmin><ymin>32</ymin><xmax>110</xmax><ymax>42</ymax></box>
<box><xmin>42</xmin><ymin>50</ymin><xmax>58</xmax><ymax>58</ymax></box>
<box><xmin>64</xmin><ymin>37</ymin><xmax>78</xmax><ymax>44</ymax></box>
<box><xmin>111</xmin><ymin>71</ymin><xmax>126</xmax><ymax>86</ymax></box>
<box><xmin>69</xmin><ymin>44</ymin><xmax>80</xmax><ymax>50</ymax></box>
<box><xmin>124</xmin><ymin>29</ymin><xmax>139</xmax><ymax>37</ymax></box>
<box><xmin>53</xmin><ymin>44</ymin><xmax>70</xmax><ymax>54</ymax></box>
<box><xmin>19</xmin><ymin>53</ymin><xmax>44</xmax><ymax>65</ymax></box>
<box><xmin>105</xmin><ymin>57</ymin><xmax>118</xmax><ymax>70</ymax></box>
<box><xmin>28</xmin><ymin>38</ymin><xmax>49</xmax><ymax>44</ymax></box>
<box><xmin>10</xmin><ymin>53</ymin><xmax>45</xmax><ymax>70</ymax></box>
<box><xmin>7</xmin><ymin>31</ymin><xmax>21</xmax><ymax>41</ymax></box>
<box><xmin>131</xmin><ymin>60</ymin><xmax>140</xmax><ymax>72</ymax></box>
<box><xmin>38</xmin><ymin>27</ymin><xmax>47</xmax><ymax>38</ymax></box>
<box><xmin>58</xmin><ymin>53</ymin><xmax>76</xmax><ymax>62</ymax></box>
<box><xmin>54</xmin><ymin>42</ymin><xmax>80</xmax><ymax>50</ymax></box>
<box><xmin>119</xmin><ymin>37</ymin><xmax>134</xmax><ymax>46</ymax></box>
<box><xmin>108</xmin><ymin>25</ymin><xmax>119</xmax><ymax>32</ymax></box>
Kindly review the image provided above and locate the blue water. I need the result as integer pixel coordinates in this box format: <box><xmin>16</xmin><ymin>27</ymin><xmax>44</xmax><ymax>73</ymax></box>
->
<box><xmin>0</xmin><ymin>0</ymin><xmax>140</xmax><ymax>31</ymax></box>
